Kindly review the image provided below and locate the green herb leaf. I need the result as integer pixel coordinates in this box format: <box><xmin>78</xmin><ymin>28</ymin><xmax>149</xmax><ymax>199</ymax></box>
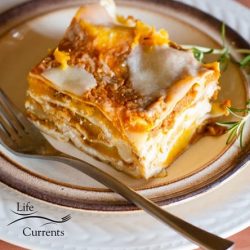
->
<box><xmin>221</xmin><ymin>23</ymin><xmax>226</xmax><ymax>47</ymax></box>
<box><xmin>239</xmin><ymin>122</ymin><xmax>246</xmax><ymax>148</ymax></box>
<box><xmin>227</xmin><ymin>107</ymin><xmax>244</xmax><ymax>119</ymax></box>
<box><xmin>229</xmin><ymin>107</ymin><xmax>250</xmax><ymax>113</ymax></box>
<box><xmin>217</xmin><ymin>23</ymin><xmax>231</xmax><ymax>70</ymax></box>
<box><xmin>203</xmin><ymin>48</ymin><xmax>214</xmax><ymax>54</ymax></box>
<box><xmin>216</xmin><ymin>121</ymin><xmax>238</xmax><ymax>125</ymax></box>
<box><xmin>218</xmin><ymin>48</ymin><xmax>230</xmax><ymax>71</ymax></box>
<box><xmin>226</xmin><ymin>124</ymin><xmax>238</xmax><ymax>144</ymax></box>
<box><xmin>216</xmin><ymin>121</ymin><xmax>238</xmax><ymax>129</ymax></box>
<box><xmin>240</xmin><ymin>55</ymin><xmax>250</xmax><ymax>67</ymax></box>
<box><xmin>192</xmin><ymin>48</ymin><xmax>204</xmax><ymax>62</ymax></box>
<box><xmin>217</xmin><ymin>100</ymin><xmax>250</xmax><ymax>148</ymax></box>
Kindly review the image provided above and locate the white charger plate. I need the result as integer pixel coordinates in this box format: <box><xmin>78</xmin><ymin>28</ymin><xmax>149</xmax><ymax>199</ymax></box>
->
<box><xmin>0</xmin><ymin>0</ymin><xmax>250</xmax><ymax>211</ymax></box>
<box><xmin>0</xmin><ymin>0</ymin><xmax>250</xmax><ymax>249</ymax></box>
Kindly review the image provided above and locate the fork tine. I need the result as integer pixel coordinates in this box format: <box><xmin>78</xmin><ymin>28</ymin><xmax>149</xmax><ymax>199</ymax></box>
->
<box><xmin>63</xmin><ymin>217</ymin><xmax>70</xmax><ymax>221</ymax></box>
<box><xmin>0</xmin><ymin>122</ymin><xmax>14</xmax><ymax>147</ymax></box>
<box><xmin>0</xmin><ymin>89</ymin><xmax>29</xmax><ymax>130</ymax></box>
<box><xmin>0</xmin><ymin>103</ymin><xmax>22</xmax><ymax>135</ymax></box>
<box><xmin>0</xmin><ymin>110</ymin><xmax>19</xmax><ymax>140</ymax></box>
<box><xmin>62</xmin><ymin>215</ymin><xmax>69</xmax><ymax>220</ymax></box>
<box><xmin>62</xmin><ymin>214</ymin><xmax>71</xmax><ymax>221</ymax></box>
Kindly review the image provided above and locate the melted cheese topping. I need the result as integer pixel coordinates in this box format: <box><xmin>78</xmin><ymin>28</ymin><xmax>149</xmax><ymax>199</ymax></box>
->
<box><xmin>53</xmin><ymin>48</ymin><xmax>70</xmax><ymax>70</ymax></box>
<box><xmin>127</xmin><ymin>45</ymin><xmax>200</xmax><ymax>96</ymax></box>
<box><xmin>100</xmin><ymin>0</ymin><xmax>116</xmax><ymax>21</ymax></box>
<box><xmin>76</xmin><ymin>3</ymin><xmax>114</xmax><ymax>26</ymax></box>
<box><xmin>42</xmin><ymin>66</ymin><xmax>97</xmax><ymax>96</ymax></box>
<box><xmin>77</xmin><ymin>1</ymin><xmax>134</xmax><ymax>28</ymax></box>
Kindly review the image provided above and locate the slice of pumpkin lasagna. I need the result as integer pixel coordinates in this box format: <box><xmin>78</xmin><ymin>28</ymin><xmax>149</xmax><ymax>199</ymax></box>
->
<box><xmin>25</xmin><ymin>3</ymin><xmax>224</xmax><ymax>179</ymax></box>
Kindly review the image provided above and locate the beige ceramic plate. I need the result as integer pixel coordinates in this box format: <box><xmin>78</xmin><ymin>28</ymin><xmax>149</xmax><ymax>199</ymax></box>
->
<box><xmin>0</xmin><ymin>0</ymin><xmax>249</xmax><ymax>211</ymax></box>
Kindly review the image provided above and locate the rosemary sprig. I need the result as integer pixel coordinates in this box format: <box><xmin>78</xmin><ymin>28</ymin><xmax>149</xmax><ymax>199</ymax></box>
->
<box><xmin>181</xmin><ymin>23</ymin><xmax>250</xmax><ymax>147</ymax></box>
<box><xmin>183</xmin><ymin>45</ymin><xmax>250</xmax><ymax>57</ymax></box>
<box><xmin>216</xmin><ymin>100</ymin><xmax>250</xmax><ymax>148</ymax></box>
<box><xmin>218</xmin><ymin>23</ymin><xmax>230</xmax><ymax>70</ymax></box>
<box><xmin>182</xmin><ymin>23</ymin><xmax>250</xmax><ymax>69</ymax></box>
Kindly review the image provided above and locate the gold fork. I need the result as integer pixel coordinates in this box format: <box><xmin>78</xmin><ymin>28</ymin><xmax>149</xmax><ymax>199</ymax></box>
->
<box><xmin>0</xmin><ymin>88</ymin><xmax>234</xmax><ymax>250</ymax></box>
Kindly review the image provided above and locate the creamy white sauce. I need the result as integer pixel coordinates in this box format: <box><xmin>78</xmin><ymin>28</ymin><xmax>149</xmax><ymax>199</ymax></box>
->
<box><xmin>127</xmin><ymin>45</ymin><xmax>200</xmax><ymax>96</ymax></box>
<box><xmin>79</xmin><ymin>3</ymin><xmax>114</xmax><ymax>25</ymax></box>
<box><xmin>42</xmin><ymin>66</ymin><xmax>97</xmax><ymax>96</ymax></box>
<box><xmin>100</xmin><ymin>0</ymin><xmax>117</xmax><ymax>21</ymax></box>
<box><xmin>79</xmin><ymin>1</ymin><xmax>131</xmax><ymax>27</ymax></box>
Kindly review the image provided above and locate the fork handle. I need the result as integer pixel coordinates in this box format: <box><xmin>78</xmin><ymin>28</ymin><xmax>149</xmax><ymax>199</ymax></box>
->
<box><xmin>51</xmin><ymin>154</ymin><xmax>234</xmax><ymax>250</ymax></box>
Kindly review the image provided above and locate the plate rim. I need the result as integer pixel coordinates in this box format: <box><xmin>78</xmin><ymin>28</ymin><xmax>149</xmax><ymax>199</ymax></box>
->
<box><xmin>0</xmin><ymin>0</ymin><xmax>250</xmax><ymax>211</ymax></box>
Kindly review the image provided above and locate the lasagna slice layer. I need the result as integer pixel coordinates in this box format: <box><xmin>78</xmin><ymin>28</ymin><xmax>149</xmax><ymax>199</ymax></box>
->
<box><xmin>25</xmin><ymin>3</ymin><xmax>226</xmax><ymax>179</ymax></box>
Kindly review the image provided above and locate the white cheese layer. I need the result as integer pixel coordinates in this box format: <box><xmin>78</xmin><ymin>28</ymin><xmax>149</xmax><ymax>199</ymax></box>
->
<box><xmin>126</xmin><ymin>81</ymin><xmax>218</xmax><ymax>178</ymax></box>
<box><xmin>127</xmin><ymin>45</ymin><xmax>200</xmax><ymax>96</ymax></box>
<box><xmin>79</xmin><ymin>1</ymin><xmax>132</xmax><ymax>27</ymax></box>
<box><xmin>141</xmin><ymin>98</ymin><xmax>212</xmax><ymax>178</ymax></box>
<box><xmin>27</xmin><ymin>89</ymin><xmax>134</xmax><ymax>164</ymax></box>
<box><xmin>79</xmin><ymin>4</ymin><xmax>114</xmax><ymax>25</ymax></box>
<box><xmin>100</xmin><ymin>0</ymin><xmax>116</xmax><ymax>21</ymax></box>
<box><xmin>42</xmin><ymin>66</ymin><xmax>97</xmax><ymax>96</ymax></box>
